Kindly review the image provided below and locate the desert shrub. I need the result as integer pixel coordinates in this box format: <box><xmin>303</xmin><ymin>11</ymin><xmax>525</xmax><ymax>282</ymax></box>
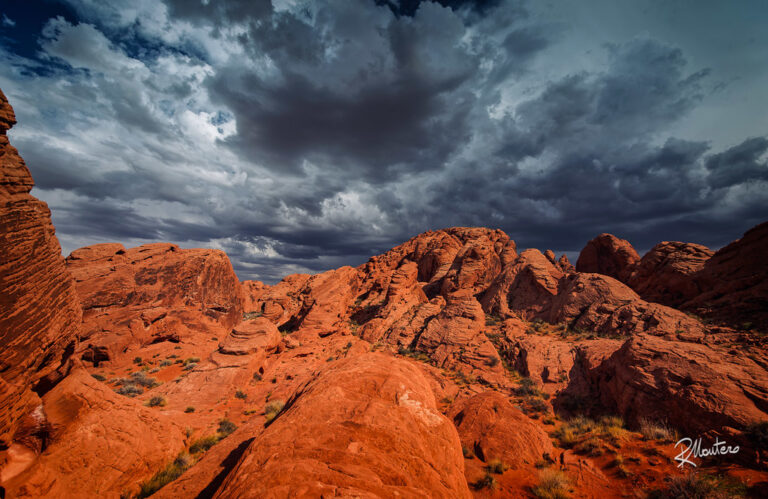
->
<box><xmin>189</xmin><ymin>435</ymin><xmax>219</xmax><ymax>454</ymax></box>
<box><xmin>146</xmin><ymin>396</ymin><xmax>167</xmax><ymax>407</ymax></box>
<box><xmin>252</xmin><ymin>372</ymin><xmax>262</xmax><ymax>381</ymax></box>
<box><xmin>183</xmin><ymin>357</ymin><xmax>200</xmax><ymax>366</ymax></box>
<box><xmin>183</xmin><ymin>362</ymin><xmax>197</xmax><ymax>371</ymax></box>
<box><xmin>524</xmin><ymin>397</ymin><xmax>550</xmax><ymax>415</ymax></box>
<box><xmin>473</xmin><ymin>472</ymin><xmax>498</xmax><ymax>490</ymax></box>
<box><xmin>91</xmin><ymin>373</ymin><xmax>106</xmax><ymax>381</ymax></box>
<box><xmin>137</xmin><ymin>452</ymin><xmax>192</xmax><ymax>497</ymax></box>
<box><xmin>485</xmin><ymin>313</ymin><xmax>501</xmax><ymax>326</ymax></box>
<box><xmin>600</xmin><ymin>415</ymin><xmax>624</xmax><ymax>429</ymax></box>
<box><xmin>516</xmin><ymin>377</ymin><xmax>540</xmax><ymax>396</ymax></box>
<box><xmin>265</xmin><ymin>399</ymin><xmax>286</xmax><ymax>422</ymax></box>
<box><xmin>648</xmin><ymin>473</ymin><xmax>748</xmax><ymax>498</ymax></box>
<box><xmin>652</xmin><ymin>473</ymin><xmax>717</xmax><ymax>499</ymax></box>
<box><xmin>217</xmin><ymin>419</ymin><xmax>237</xmax><ymax>438</ymax></box>
<box><xmin>574</xmin><ymin>437</ymin><xmax>602</xmax><ymax>456</ymax></box>
<box><xmin>531</xmin><ymin>469</ymin><xmax>570</xmax><ymax>499</ymax></box>
<box><xmin>235</xmin><ymin>390</ymin><xmax>247</xmax><ymax>400</ymax></box>
<box><xmin>133</xmin><ymin>356</ymin><xmax>143</xmax><ymax>364</ymax></box>
<box><xmin>116</xmin><ymin>384</ymin><xmax>143</xmax><ymax>397</ymax></box>
<box><xmin>130</xmin><ymin>371</ymin><xmax>159</xmax><ymax>388</ymax></box>
<box><xmin>639</xmin><ymin>418</ymin><xmax>676</xmax><ymax>442</ymax></box>
<box><xmin>159</xmin><ymin>360</ymin><xmax>172</xmax><ymax>367</ymax></box>
<box><xmin>485</xmin><ymin>458</ymin><xmax>508</xmax><ymax>474</ymax></box>
<box><xmin>184</xmin><ymin>406</ymin><xmax>195</xmax><ymax>413</ymax></box>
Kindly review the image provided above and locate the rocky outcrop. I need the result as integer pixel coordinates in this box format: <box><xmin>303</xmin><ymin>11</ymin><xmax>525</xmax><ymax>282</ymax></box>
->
<box><xmin>0</xmin><ymin>89</ymin><xmax>82</xmax><ymax>447</ymax></box>
<box><xmin>252</xmin><ymin>266</ymin><xmax>360</xmax><ymax>338</ymax></box>
<box><xmin>563</xmin><ymin>334</ymin><xmax>768</xmax><ymax>434</ymax></box>
<box><xmin>212</xmin><ymin>353</ymin><xmax>471</xmax><ymax>498</ymax></box>
<box><xmin>684</xmin><ymin>222</ymin><xmax>768</xmax><ymax>329</ymax></box>
<box><xmin>66</xmin><ymin>242</ymin><xmax>244</xmax><ymax>361</ymax></box>
<box><xmin>450</xmin><ymin>391</ymin><xmax>555</xmax><ymax>467</ymax></box>
<box><xmin>549</xmin><ymin>273</ymin><xmax>705</xmax><ymax>338</ymax></box>
<box><xmin>218</xmin><ymin>317</ymin><xmax>281</xmax><ymax>356</ymax></box>
<box><xmin>2</xmin><ymin>369</ymin><xmax>186</xmax><ymax>497</ymax></box>
<box><xmin>625</xmin><ymin>241</ymin><xmax>713</xmax><ymax>306</ymax></box>
<box><xmin>480</xmin><ymin>249</ymin><xmax>564</xmax><ymax>320</ymax></box>
<box><xmin>576</xmin><ymin>233</ymin><xmax>640</xmax><ymax>281</ymax></box>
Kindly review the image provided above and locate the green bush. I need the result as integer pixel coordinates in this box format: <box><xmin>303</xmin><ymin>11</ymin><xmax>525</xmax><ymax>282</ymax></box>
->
<box><xmin>265</xmin><ymin>399</ymin><xmax>286</xmax><ymax>423</ymax></box>
<box><xmin>137</xmin><ymin>452</ymin><xmax>192</xmax><ymax>498</ymax></box>
<box><xmin>473</xmin><ymin>472</ymin><xmax>498</xmax><ymax>490</ymax></box>
<box><xmin>189</xmin><ymin>435</ymin><xmax>219</xmax><ymax>454</ymax></box>
<box><xmin>485</xmin><ymin>458</ymin><xmax>508</xmax><ymax>474</ymax></box>
<box><xmin>235</xmin><ymin>389</ymin><xmax>247</xmax><ymax>400</ymax></box>
<box><xmin>217</xmin><ymin>419</ymin><xmax>237</xmax><ymax>438</ymax></box>
<box><xmin>130</xmin><ymin>371</ymin><xmax>159</xmax><ymax>388</ymax></box>
<box><xmin>116</xmin><ymin>384</ymin><xmax>143</xmax><ymax>397</ymax></box>
<box><xmin>146</xmin><ymin>396</ymin><xmax>166</xmax><ymax>407</ymax></box>
<box><xmin>184</xmin><ymin>406</ymin><xmax>195</xmax><ymax>413</ymax></box>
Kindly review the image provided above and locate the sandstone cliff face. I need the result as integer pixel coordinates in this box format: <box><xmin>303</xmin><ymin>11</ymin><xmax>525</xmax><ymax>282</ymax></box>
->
<box><xmin>561</xmin><ymin>334</ymin><xmax>768</xmax><ymax>436</ymax></box>
<box><xmin>0</xmin><ymin>89</ymin><xmax>82</xmax><ymax>447</ymax></box>
<box><xmin>66</xmin><ymin>242</ymin><xmax>244</xmax><ymax>363</ymax></box>
<box><xmin>685</xmin><ymin>221</ymin><xmax>768</xmax><ymax>329</ymax></box>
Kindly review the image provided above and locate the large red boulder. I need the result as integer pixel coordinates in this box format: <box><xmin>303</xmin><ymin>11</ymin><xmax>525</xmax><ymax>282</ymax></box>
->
<box><xmin>626</xmin><ymin>241</ymin><xmax>713</xmax><ymax>306</ymax></box>
<box><xmin>576</xmin><ymin>233</ymin><xmax>640</xmax><ymax>281</ymax></box>
<box><xmin>212</xmin><ymin>353</ymin><xmax>471</xmax><ymax>498</ymax></box>
<box><xmin>450</xmin><ymin>391</ymin><xmax>555</xmax><ymax>467</ymax></box>
<box><xmin>2</xmin><ymin>369</ymin><xmax>186</xmax><ymax>497</ymax></box>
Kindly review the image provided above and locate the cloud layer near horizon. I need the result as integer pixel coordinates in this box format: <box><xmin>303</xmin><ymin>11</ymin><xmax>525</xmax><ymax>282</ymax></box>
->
<box><xmin>1</xmin><ymin>0</ymin><xmax>766</xmax><ymax>283</ymax></box>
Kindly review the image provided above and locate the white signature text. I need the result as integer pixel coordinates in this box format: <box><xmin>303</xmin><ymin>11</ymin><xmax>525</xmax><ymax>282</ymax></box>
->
<box><xmin>674</xmin><ymin>437</ymin><xmax>740</xmax><ymax>468</ymax></box>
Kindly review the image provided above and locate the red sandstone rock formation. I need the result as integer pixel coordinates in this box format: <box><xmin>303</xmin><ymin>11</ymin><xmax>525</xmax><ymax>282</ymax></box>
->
<box><xmin>576</xmin><ymin>233</ymin><xmax>640</xmax><ymax>280</ymax></box>
<box><xmin>66</xmin><ymin>242</ymin><xmax>244</xmax><ymax>363</ymax></box>
<box><xmin>684</xmin><ymin>222</ymin><xmax>768</xmax><ymax>329</ymax></box>
<box><xmin>2</xmin><ymin>369</ymin><xmax>186</xmax><ymax>497</ymax></box>
<box><xmin>2</xmin><ymin>85</ymin><xmax>767</xmax><ymax>497</ymax></box>
<box><xmin>450</xmin><ymin>391</ymin><xmax>555</xmax><ymax>467</ymax></box>
<box><xmin>213</xmin><ymin>353</ymin><xmax>472</xmax><ymax>498</ymax></box>
<box><xmin>562</xmin><ymin>334</ymin><xmax>768</xmax><ymax>436</ymax></box>
<box><xmin>625</xmin><ymin>241</ymin><xmax>713</xmax><ymax>305</ymax></box>
<box><xmin>0</xmin><ymin>89</ymin><xmax>82</xmax><ymax>448</ymax></box>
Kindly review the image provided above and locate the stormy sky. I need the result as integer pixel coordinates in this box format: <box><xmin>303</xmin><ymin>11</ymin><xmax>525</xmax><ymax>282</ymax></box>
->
<box><xmin>1</xmin><ymin>0</ymin><xmax>766</xmax><ymax>283</ymax></box>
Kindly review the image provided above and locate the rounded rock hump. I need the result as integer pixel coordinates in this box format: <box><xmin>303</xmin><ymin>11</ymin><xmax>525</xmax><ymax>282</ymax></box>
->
<box><xmin>576</xmin><ymin>233</ymin><xmax>640</xmax><ymax>281</ymax></box>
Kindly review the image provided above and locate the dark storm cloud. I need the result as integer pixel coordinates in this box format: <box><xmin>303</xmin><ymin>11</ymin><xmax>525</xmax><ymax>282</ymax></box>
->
<box><xmin>705</xmin><ymin>137</ymin><xmax>768</xmax><ymax>189</ymax></box>
<box><xmin>204</xmin><ymin>1</ymin><xmax>533</xmax><ymax>183</ymax></box>
<box><xmin>1</xmin><ymin>0</ymin><xmax>766</xmax><ymax>283</ymax></box>
<box><xmin>413</xmin><ymin>37</ymin><xmax>767</xmax><ymax>252</ymax></box>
